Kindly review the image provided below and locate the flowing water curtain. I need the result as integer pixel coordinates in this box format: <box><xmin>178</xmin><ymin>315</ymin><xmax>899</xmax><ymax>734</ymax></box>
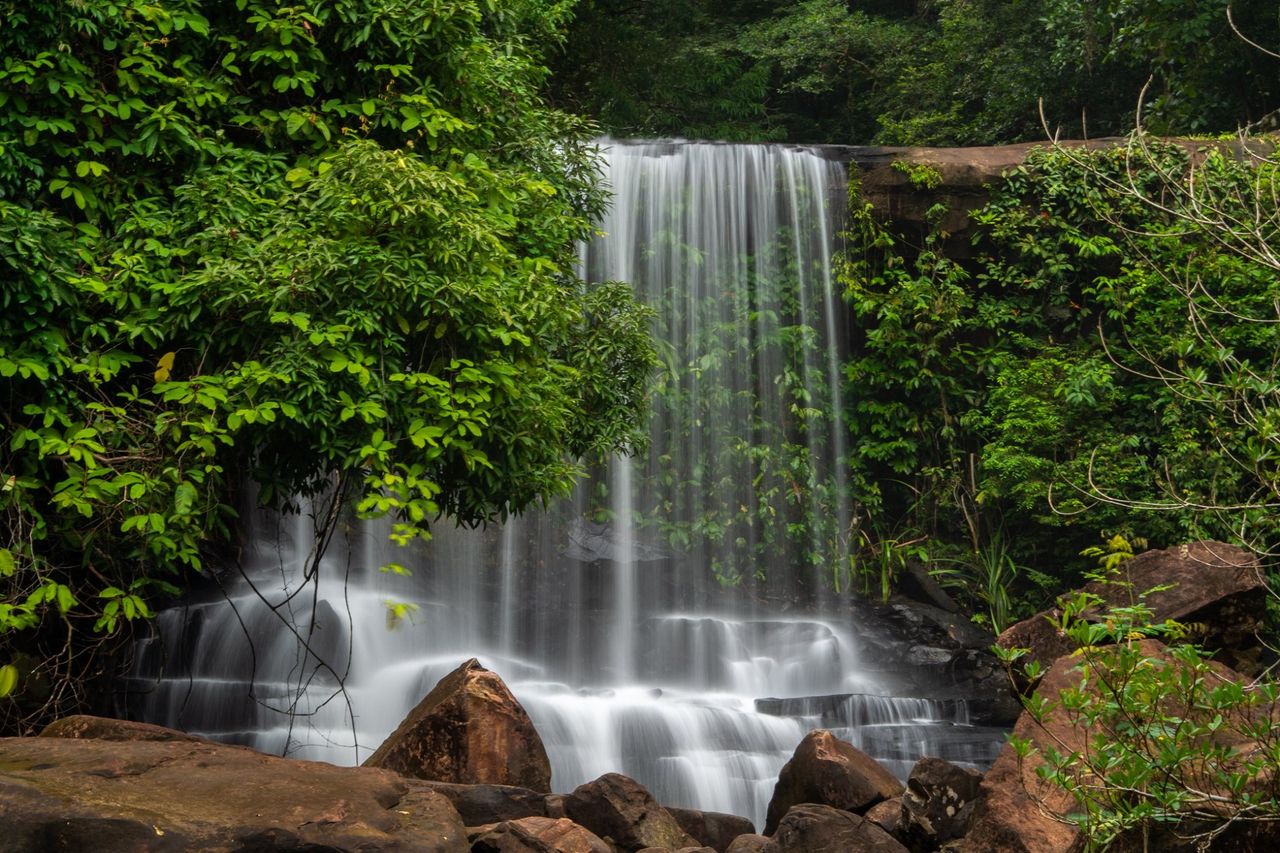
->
<box><xmin>130</xmin><ymin>142</ymin><xmax>1006</xmax><ymax>833</ymax></box>
<box><xmin>582</xmin><ymin>142</ymin><xmax>854</xmax><ymax>602</ymax></box>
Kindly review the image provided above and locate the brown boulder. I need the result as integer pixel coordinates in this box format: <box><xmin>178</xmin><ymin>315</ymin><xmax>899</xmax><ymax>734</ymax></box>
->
<box><xmin>664</xmin><ymin>805</ymin><xmax>755</xmax><ymax>853</ymax></box>
<box><xmin>562</xmin><ymin>773</ymin><xmax>700</xmax><ymax>852</ymax></box>
<box><xmin>959</xmin><ymin>639</ymin><xmax>1276</xmax><ymax>852</ymax></box>
<box><xmin>471</xmin><ymin>816</ymin><xmax>611</xmax><ymax>853</ymax></box>
<box><xmin>771</xmin><ymin>803</ymin><xmax>908</xmax><ymax>853</ymax></box>
<box><xmin>39</xmin><ymin>715</ymin><xmax>207</xmax><ymax>743</ymax></box>
<box><xmin>763</xmin><ymin>729</ymin><xmax>904</xmax><ymax>835</ymax></box>
<box><xmin>998</xmin><ymin>541</ymin><xmax>1266</xmax><ymax>687</ymax></box>
<box><xmin>864</xmin><ymin>797</ymin><xmax>902</xmax><ymax>836</ymax></box>
<box><xmin>417</xmin><ymin>780</ymin><xmax>552</xmax><ymax>825</ymax></box>
<box><xmin>898</xmin><ymin>757</ymin><xmax>982</xmax><ymax>850</ymax></box>
<box><xmin>363</xmin><ymin>658</ymin><xmax>552</xmax><ymax>792</ymax></box>
<box><xmin>956</xmin><ymin>651</ymin><xmax>1092</xmax><ymax>853</ymax></box>
<box><xmin>0</xmin><ymin>733</ymin><xmax>468</xmax><ymax>851</ymax></box>
<box><xmin>724</xmin><ymin>835</ymin><xmax>778</xmax><ymax>853</ymax></box>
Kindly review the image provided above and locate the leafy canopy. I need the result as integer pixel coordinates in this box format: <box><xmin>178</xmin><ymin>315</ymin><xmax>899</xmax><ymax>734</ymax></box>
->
<box><xmin>0</xmin><ymin>0</ymin><xmax>655</xmax><ymax>729</ymax></box>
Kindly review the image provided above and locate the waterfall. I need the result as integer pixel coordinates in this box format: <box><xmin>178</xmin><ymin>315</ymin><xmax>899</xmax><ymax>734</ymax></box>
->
<box><xmin>127</xmin><ymin>141</ymin><xmax>1001</xmax><ymax>830</ymax></box>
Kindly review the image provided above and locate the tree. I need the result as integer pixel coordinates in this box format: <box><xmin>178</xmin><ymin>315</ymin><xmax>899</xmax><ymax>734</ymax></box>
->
<box><xmin>0</xmin><ymin>0</ymin><xmax>655</xmax><ymax>733</ymax></box>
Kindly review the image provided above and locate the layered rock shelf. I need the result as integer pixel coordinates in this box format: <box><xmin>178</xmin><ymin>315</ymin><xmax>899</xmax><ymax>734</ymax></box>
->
<box><xmin>9</xmin><ymin>561</ymin><xmax>1278</xmax><ymax>852</ymax></box>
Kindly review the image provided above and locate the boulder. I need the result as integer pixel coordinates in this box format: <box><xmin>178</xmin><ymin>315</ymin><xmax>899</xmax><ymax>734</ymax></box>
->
<box><xmin>959</xmin><ymin>639</ymin><xmax>1277</xmax><ymax>852</ymax></box>
<box><xmin>763</xmin><ymin>729</ymin><xmax>904</xmax><ymax>835</ymax></box>
<box><xmin>664</xmin><ymin>805</ymin><xmax>755</xmax><ymax>853</ymax></box>
<box><xmin>39</xmin><ymin>715</ymin><xmax>207</xmax><ymax>743</ymax></box>
<box><xmin>724</xmin><ymin>835</ymin><xmax>778</xmax><ymax>853</ymax></box>
<box><xmin>864</xmin><ymin>797</ymin><xmax>902</xmax><ymax>836</ymax></box>
<box><xmin>955</xmin><ymin>651</ymin><xmax>1094</xmax><ymax>853</ymax></box>
<box><xmin>417</xmin><ymin>780</ymin><xmax>551</xmax><ymax>825</ymax></box>
<box><xmin>470</xmin><ymin>816</ymin><xmax>611</xmax><ymax>853</ymax></box>
<box><xmin>998</xmin><ymin>541</ymin><xmax>1267</xmax><ymax>687</ymax></box>
<box><xmin>898</xmin><ymin>757</ymin><xmax>982</xmax><ymax>850</ymax></box>
<box><xmin>562</xmin><ymin>773</ymin><xmax>700</xmax><ymax>852</ymax></box>
<box><xmin>363</xmin><ymin>658</ymin><xmax>552</xmax><ymax>792</ymax></box>
<box><xmin>0</xmin><ymin>729</ymin><xmax>468</xmax><ymax>851</ymax></box>
<box><xmin>771</xmin><ymin>803</ymin><xmax>908</xmax><ymax>853</ymax></box>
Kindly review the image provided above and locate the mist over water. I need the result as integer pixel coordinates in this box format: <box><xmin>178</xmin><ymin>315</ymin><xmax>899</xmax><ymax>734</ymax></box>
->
<box><xmin>130</xmin><ymin>141</ymin><xmax>998</xmax><ymax>829</ymax></box>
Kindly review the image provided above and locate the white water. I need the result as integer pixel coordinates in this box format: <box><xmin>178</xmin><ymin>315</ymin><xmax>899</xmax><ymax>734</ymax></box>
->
<box><xmin>129</xmin><ymin>141</ymin><xmax>999</xmax><ymax>830</ymax></box>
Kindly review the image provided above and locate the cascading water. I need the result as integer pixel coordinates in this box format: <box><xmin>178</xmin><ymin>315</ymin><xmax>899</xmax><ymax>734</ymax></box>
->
<box><xmin>127</xmin><ymin>141</ymin><xmax>1003</xmax><ymax>829</ymax></box>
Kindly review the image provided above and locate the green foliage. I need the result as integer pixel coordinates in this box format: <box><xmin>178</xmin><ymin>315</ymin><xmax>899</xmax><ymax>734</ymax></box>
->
<box><xmin>844</xmin><ymin>140</ymin><xmax>1280</xmax><ymax>603</ymax></box>
<box><xmin>997</xmin><ymin>538</ymin><xmax>1280</xmax><ymax>847</ymax></box>
<box><xmin>1011</xmin><ymin>539</ymin><xmax>1280</xmax><ymax>848</ymax></box>
<box><xmin>1035</xmin><ymin>638</ymin><xmax>1280</xmax><ymax>850</ymax></box>
<box><xmin>0</xmin><ymin>0</ymin><xmax>654</xmax><ymax>731</ymax></box>
<box><xmin>930</xmin><ymin>532</ymin><xmax>1028</xmax><ymax>632</ymax></box>
<box><xmin>554</xmin><ymin>0</ymin><xmax>1280</xmax><ymax>145</ymax></box>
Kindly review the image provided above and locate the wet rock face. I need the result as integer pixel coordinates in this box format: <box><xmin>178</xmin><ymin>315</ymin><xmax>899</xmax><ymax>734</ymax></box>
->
<box><xmin>998</xmin><ymin>540</ymin><xmax>1268</xmax><ymax>687</ymax></box>
<box><xmin>363</xmin><ymin>658</ymin><xmax>552</xmax><ymax>793</ymax></box>
<box><xmin>0</xmin><ymin>726</ymin><xmax>470</xmax><ymax>852</ymax></box>
<box><xmin>562</xmin><ymin>773</ymin><xmax>700</xmax><ymax>852</ymax></box>
<box><xmin>898</xmin><ymin>757</ymin><xmax>983</xmax><ymax>850</ymax></box>
<box><xmin>771</xmin><ymin>803</ymin><xmax>908</xmax><ymax>853</ymax></box>
<box><xmin>763</xmin><ymin>729</ymin><xmax>904</xmax><ymax>835</ymax></box>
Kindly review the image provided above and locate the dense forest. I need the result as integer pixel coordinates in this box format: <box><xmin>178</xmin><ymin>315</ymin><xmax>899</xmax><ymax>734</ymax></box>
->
<box><xmin>550</xmin><ymin>0</ymin><xmax>1280</xmax><ymax>145</ymax></box>
<box><xmin>3</xmin><ymin>0</ymin><xmax>1280</xmax><ymax>848</ymax></box>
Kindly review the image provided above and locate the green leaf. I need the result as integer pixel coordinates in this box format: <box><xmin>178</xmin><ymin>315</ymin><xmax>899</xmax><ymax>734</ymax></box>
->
<box><xmin>0</xmin><ymin>665</ymin><xmax>17</xmax><ymax>698</ymax></box>
<box><xmin>174</xmin><ymin>483</ymin><xmax>197</xmax><ymax>514</ymax></box>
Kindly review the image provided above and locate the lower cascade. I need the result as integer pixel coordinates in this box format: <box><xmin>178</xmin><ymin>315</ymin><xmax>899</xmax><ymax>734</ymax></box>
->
<box><xmin>127</xmin><ymin>140</ymin><xmax>1004</xmax><ymax>830</ymax></box>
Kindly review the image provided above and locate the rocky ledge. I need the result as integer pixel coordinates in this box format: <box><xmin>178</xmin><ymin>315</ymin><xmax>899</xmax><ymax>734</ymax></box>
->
<box><xmin>3</xmin><ymin>541</ymin><xmax>1275</xmax><ymax>852</ymax></box>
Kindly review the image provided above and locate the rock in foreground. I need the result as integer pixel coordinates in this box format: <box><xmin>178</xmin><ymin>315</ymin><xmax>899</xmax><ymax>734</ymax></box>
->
<box><xmin>764</xmin><ymin>729</ymin><xmax>904</xmax><ymax>835</ymax></box>
<box><xmin>470</xmin><ymin>816</ymin><xmax>611</xmax><ymax>853</ymax></box>
<box><xmin>664</xmin><ymin>805</ymin><xmax>756</xmax><ymax>853</ymax></box>
<box><xmin>363</xmin><ymin>657</ymin><xmax>552</xmax><ymax>792</ymax></box>
<box><xmin>772</xmin><ymin>803</ymin><xmax>907</xmax><ymax>852</ymax></box>
<box><xmin>898</xmin><ymin>756</ymin><xmax>982</xmax><ymax>849</ymax></box>
<box><xmin>998</xmin><ymin>540</ymin><xmax>1266</xmax><ymax>684</ymax></box>
<box><xmin>563</xmin><ymin>773</ymin><xmax>700</xmax><ymax>852</ymax></box>
<box><xmin>0</xmin><ymin>729</ymin><xmax>468</xmax><ymax>852</ymax></box>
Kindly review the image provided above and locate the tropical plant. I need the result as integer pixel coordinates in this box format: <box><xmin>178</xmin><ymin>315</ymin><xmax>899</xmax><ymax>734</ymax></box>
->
<box><xmin>999</xmin><ymin>536</ymin><xmax>1280</xmax><ymax>850</ymax></box>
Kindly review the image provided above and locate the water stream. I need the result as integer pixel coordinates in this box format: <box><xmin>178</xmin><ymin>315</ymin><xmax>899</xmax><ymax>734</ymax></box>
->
<box><xmin>128</xmin><ymin>141</ymin><xmax>1002</xmax><ymax>829</ymax></box>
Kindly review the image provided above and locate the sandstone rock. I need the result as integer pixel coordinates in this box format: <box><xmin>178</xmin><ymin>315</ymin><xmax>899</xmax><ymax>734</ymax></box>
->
<box><xmin>959</xmin><ymin>639</ymin><xmax>1275</xmax><ymax>852</ymax></box>
<box><xmin>724</xmin><ymin>835</ymin><xmax>778</xmax><ymax>853</ymax></box>
<box><xmin>664</xmin><ymin>805</ymin><xmax>755</xmax><ymax>853</ymax></box>
<box><xmin>955</xmin><ymin>651</ymin><xmax>1094</xmax><ymax>853</ymax></box>
<box><xmin>39</xmin><ymin>715</ymin><xmax>207</xmax><ymax>743</ymax></box>
<box><xmin>0</xmin><ymin>733</ymin><xmax>468</xmax><ymax>852</ymax></box>
<box><xmin>470</xmin><ymin>816</ymin><xmax>611</xmax><ymax>853</ymax></box>
<box><xmin>563</xmin><ymin>773</ymin><xmax>700</xmax><ymax>852</ymax></box>
<box><xmin>998</xmin><ymin>541</ymin><xmax>1267</xmax><ymax>687</ymax></box>
<box><xmin>363</xmin><ymin>658</ymin><xmax>552</xmax><ymax>792</ymax></box>
<box><xmin>771</xmin><ymin>803</ymin><xmax>908</xmax><ymax>852</ymax></box>
<box><xmin>898</xmin><ymin>757</ymin><xmax>982</xmax><ymax>850</ymax></box>
<box><xmin>865</xmin><ymin>797</ymin><xmax>902</xmax><ymax>836</ymax></box>
<box><xmin>763</xmin><ymin>729</ymin><xmax>904</xmax><ymax>835</ymax></box>
<box><xmin>417</xmin><ymin>780</ymin><xmax>551</xmax><ymax>825</ymax></box>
